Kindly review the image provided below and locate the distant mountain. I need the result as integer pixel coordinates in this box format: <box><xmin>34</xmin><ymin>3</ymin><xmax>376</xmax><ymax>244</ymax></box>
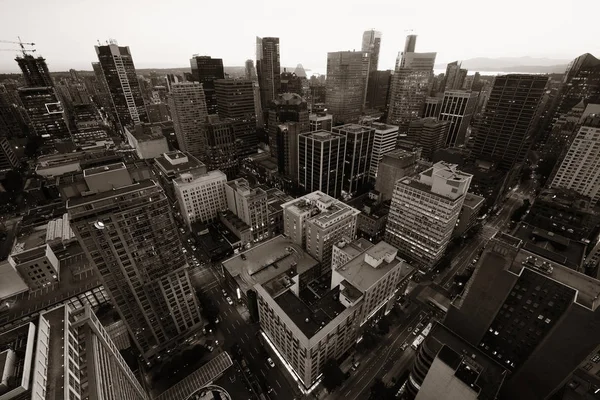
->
<box><xmin>435</xmin><ymin>56</ymin><xmax>571</xmax><ymax>74</ymax></box>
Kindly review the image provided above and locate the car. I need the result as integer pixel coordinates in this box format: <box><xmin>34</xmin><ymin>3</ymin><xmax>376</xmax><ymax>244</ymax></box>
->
<box><xmin>407</xmin><ymin>326</ymin><xmax>413</xmax><ymax>332</ymax></box>
<box><xmin>401</xmin><ymin>342</ymin><xmax>409</xmax><ymax>351</ymax></box>
<box><xmin>351</xmin><ymin>361</ymin><xmax>361</xmax><ymax>371</ymax></box>
<box><xmin>214</xmin><ymin>317</ymin><xmax>219</xmax><ymax>323</ymax></box>
<box><xmin>207</xmin><ymin>345</ymin><xmax>214</xmax><ymax>352</ymax></box>
<box><xmin>222</xmin><ymin>289</ymin><xmax>228</xmax><ymax>297</ymax></box>
<box><xmin>267</xmin><ymin>357</ymin><xmax>275</xmax><ymax>367</ymax></box>
<box><xmin>182</xmin><ymin>248</ymin><xmax>187</xmax><ymax>253</ymax></box>
<box><xmin>226</xmin><ymin>297</ymin><xmax>233</xmax><ymax>305</ymax></box>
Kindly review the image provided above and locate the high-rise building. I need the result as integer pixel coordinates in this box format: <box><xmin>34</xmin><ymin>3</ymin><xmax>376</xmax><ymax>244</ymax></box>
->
<box><xmin>554</xmin><ymin>53</ymin><xmax>600</xmax><ymax>118</ymax></box>
<box><xmin>360</xmin><ymin>121</ymin><xmax>399</xmax><ymax>180</ymax></box>
<box><xmin>273</xmin><ymin>122</ymin><xmax>302</xmax><ymax>179</ymax></box>
<box><xmin>298</xmin><ymin>130</ymin><xmax>346</xmax><ymax>198</ymax></box>
<box><xmin>0</xmin><ymin>85</ymin><xmax>27</xmax><ymax>138</ymax></box>
<box><xmin>332</xmin><ymin>124</ymin><xmax>375</xmax><ymax>196</ymax></box>
<box><xmin>168</xmin><ymin>82</ymin><xmax>208</xmax><ymax>157</ymax></box>
<box><xmin>439</xmin><ymin>232</ymin><xmax>600</xmax><ymax>400</ymax></box>
<box><xmin>267</xmin><ymin>92</ymin><xmax>309</xmax><ymax>161</ymax></box>
<box><xmin>280</xmin><ymin>69</ymin><xmax>303</xmax><ymax>95</ymax></box>
<box><xmin>550</xmin><ymin>115</ymin><xmax>600</xmax><ymax>205</ymax></box>
<box><xmin>225</xmin><ymin>178</ymin><xmax>269</xmax><ymax>242</ymax></box>
<box><xmin>153</xmin><ymin>150</ymin><xmax>207</xmax><ymax>201</ymax></box>
<box><xmin>438</xmin><ymin>90</ymin><xmax>478</xmax><ymax>146</ymax></box>
<box><xmin>174</xmin><ymin>169</ymin><xmax>227</xmax><ymax>227</ymax></box>
<box><xmin>402</xmin><ymin>34</ymin><xmax>417</xmax><ymax>63</ymax></box>
<box><xmin>256</xmin><ymin>37</ymin><xmax>281</xmax><ymax>110</ymax></box>
<box><xmin>95</xmin><ymin>42</ymin><xmax>148</xmax><ymax>129</ymax></box>
<box><xmin>385</xmin><ymin>161</ymin><xmax>472</xmax><ymax>268</ymax></box>
<box><xmin>423</xmin><ymin>95</ymin><xmax>442</xmax><ymax>118</ymax></box>
<box><xmin>0</xmin><ymin>304</ymin><xmax>150</xmax><ymax>400</ymax></box>
<box><xmin>190</xmin><ymin>55</ymin><xmax>225</xmax><ymax>115</ymax></box>
<box><xmin>387</xmin><ymin>37</ymin><xmax>436</xmax><ymax>132</ymax></box>
<box><xmin>375</xmin><ymin>149</ymin><xmax>418</xmax><ymax>200</ymax></box>
<box><xmin>281</xmin><ymin>191</ymin><xmax>360</xmax><ymax>269</ymax></box>
<box><xmin>361</xmin><ymin>29</ymin><xmax>382</xmax><ymax>74</ymax></box>
<box><xmin>18</xmin><ymin>86</ymin><xmax>70</xmax><ymax>142</ymax></box>
<box><xmin>365</xmin><ymin>70</ymin><xmax>392</xmax><ymax>110</ymax></box>
<box><xmin>15</xmin><ymin>54</ymin><xmax>53</xmax><ymax>87</ymax></box>
<box><xmin>326</xmin><ymin>51</ymin><xmax>370</xmax><ymax>124</ymax></box>
<box><xmin>443</xmin><ymin>61</ymin><xmax>468</xmax><ymax>91</ymax></box>
<box><xmin>0</xmin><ymin>137</ymin><xmax>18</xmax><ymax>170</ymax></box>
<box><xmin>67</xmin><ymin>163</ymin><xmax>202</xmax><ymax>361</ymax></box>
<box><xmin>471</xmin><ymin>74</ymin><xmax>548</xmax><ymax>171</ymax></box>
<box><xmin>407</xmin><ymin>117</ymin><xmax>450</xmax><ymax>160</ymax></box>
<box><xmin>309</xmin><ymin>112</ymin><xmax>333</xmax><ymax>132</ymax></box>
<box><xmin>245</xmin><ymin>59</ymin><xmax>257</xmax><ymax>81</ymax></box>
<box><xmin>200</xmin><ymin>116</ymin><xmax>238</xmax><ymax>178</ymax></box>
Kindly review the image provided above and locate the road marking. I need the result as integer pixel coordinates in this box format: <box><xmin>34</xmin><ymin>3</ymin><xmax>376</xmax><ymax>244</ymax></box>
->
<box><xmin>226</xmin><ymin>327</ymin><xmax>231</xmax><ymax>334</ymax></box>
<box><xmin>237</xmin><ymin>320</ymin><xmax>242</xmax><ymax>327</ymax></box>
<box><xmin>249</xmin><ymin>352</ymin><xmax>255</xmax><ymax>359</ymax></box>
<box><xmin>245</xmin><ymin>333</ymin><xmax>249</xmax><ymax>340</ymax></box>
<box><xmin>276</xmin><ymin>379</ymin><xmax>281</xmax><ymax>388</ymax></box>
<box><xmin>261</xmin><ymin>370</ymin><xmax>266</xmax><ymax>377</ymax></box>
<box><xmin>241</xmin><ymin>337</ymin><xmax>245</xmax><ymax>344</ymax></box>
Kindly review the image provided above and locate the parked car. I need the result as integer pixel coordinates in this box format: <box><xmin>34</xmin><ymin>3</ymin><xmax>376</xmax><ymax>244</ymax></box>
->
<box><xmin>226</xmin><ymin>297</ymin><xmax>233</xmax><ymax>305</ymax></box>
<box><xmin>267</xmin><ymin>357</ymin><xmax>275</xmax><ymax>367</ymax></box>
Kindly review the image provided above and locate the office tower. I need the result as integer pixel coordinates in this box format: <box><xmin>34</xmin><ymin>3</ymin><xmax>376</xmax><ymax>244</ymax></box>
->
<box><xmin>67</xmin><ymin>163</ymin><xmax>202</xmax><ymax>361</ymax></box>
<box><xmin>215</xmin><ymin>79</ymin><xmax>256</xmax><ymax>119</ymax></box>
<box><xmin>326</xmin><ymin>51</ymin><xmax>370</xmax><ymax>124</ymax></box>
<box><xmin>550</xmin><ymin>115</ymin><xmax>600</xmax><ymax>205</ymax></box>
<box><xmin>0</xmin><ymin>304</ymin><xmax>150</xmax><ymax>400</ymax></box>
<box><xmin>251</xmin><ymin>240</ymin><xmax>410</xmax><ymax>390</ymax></box>
<box><xmin>443</xmin><ymin>61</ymin><xmax>468</xmax><ymax>91</ymax></box>
<box><xmin>225</xmin><ymin>178</ymin><xmax>269</xmax><ymax>242</ymax></box>
<box><xmin>245</xmin><ymin>59</ymin><xmax>257</xmax><ymax>80</ymax></box>
<box><xmin>0</xmin><ymin>137</ymin><xmax>18</xmax><ymax>170</ymax></box>
<box><xmin>18</xmin><ymin>86</ymin><xmax>70</xmax><ymax>142</ymax></box>
<box><xmin>471</xmin><ymin>74</ymin><xmax>548</xmax><ymax>171</ymax></box>
<box><xmin>362</xmin><ymin>29</ymin><xmax>382</xmax><ymax>74</ymax></box>
<box><xmin>273</xmin><ymin>123</ymin><xmax>302</xmax><ymax>178</ymax></box>
<box><xmin>198</xmin><ymin>117</ymin><xmax>238</xmax><ymax>178</ymax></box>
<box><xmin>332</xmin><ymin>124</ymin><xmax>375</xmax><ymax>196</ymax></box>
<box><xmin>146</xmin><ymin>102</ymin><xmax>170</xmax><ymax>123</ymax></box>
<box><xmin>375</xmin><ymin>149</ymin><xmax>418</xmax><ymax>200</ymax></box>
<box><xmin>554</xmin><ymin>53</ymin><xmax>600</xmax><ymax>118</ymax></box>
<box><xmin>267</xmin><ymin>92</ymin><xmax>309</xmax><ymax>158</ymax></box>
<box><xmin>309</xmin><ymin>112</ymin><xmax>333</xmax><ymax>131</ymax></box>
<box><xmin>124</xmin><ymin>123</ymin><xmax>169</xmax><ymax>159</ymax></box>
<box><xmin>280</xmin><ymin>69</ymin><xmax>303</xmax><ymax>95</ymax></box>
<box><xmin>406</xmin><ymin>322</ymin><xmax>508</xmax><ymax>399</ymax></box>
<box><xmin>256</xmin><ymin>37</ymin><xmax>281</xmax><ymax>110</ymax></box>
<box><xmin>423</xmin><ymin>95</ymin><xmax>442</xmax><ymax>118</ymax></box>
<box><xmin>385</xmin><ymin>161</ymin><xmax>472</xmax><ymax>268</ymax></box>
<box><xmin>168</xmin><ymin>82</ymin><xmax>208</xmax><ymax>157</ymax></box>
<box><xmin>0</xmin><ymin>85</ymin><xmax>27</xmax><ymax>138</ymax></box>
<box><xmin>281</xmin><ymin>191</ymin><xmax>360</xmax><ymax>269</ymax></box>
<box><xmin>407</xmin><ymin>117</ymin><xmax>450</xmax><ymax>160</ymax></box>
<box><xmin>298</xmin><ymin>130</ymin><xmax>346</xmax><ymax>198</ymax></box>
<box><xmin>15</xmin><ymin>54</ymin><xmax>53</xmax><ymax>87</ymax></box>
<box><xmin>387</xmin><ymin>37</ymin><xmax>436</xmax><ymax>132</ymax></box>
<box><xmin>190</xmin><ymin>55</ymin><xmax>225</xmax><ymax>115</ymax></box>
<box><xmin>95</xmin><ymin>42</ymin><xmax>148</xmax><ymax>129</ymax></box>
<box><xmin>453</xmin><ymin>192</ymin><xmax>485</xmax><ymax>237</ymax></box>
<box><xmin>440</xmin><ymin>232</ymin><xmax>600</xmax><ymax>400</ymax></box>
<box><xmin>438</xmin><ymin>90</ymin><xmax>478</xmax><ymax>146</ymax></box>
<box><xmin>91</xmin><ymin>61</ymin><xmax>113</xmax><ymax>110</ymax></box>
<box><xmin>402</xmin><ymin>34</ymin><xmax>417</xmax><ymax>61</ymax></box>
<box><xmin>365</xmin><ymin>70</ymin><xmax>391</xmax><ymax>110</ymax></box>
<box><xmin>174</xmin><ymin>169</ymin><xmax>227</xmax><ymax>227</ymax></box>
<box><xmin>360</xmin><ymin>122</ymin><xmax>399</xmax><ymax>180</ymax></box>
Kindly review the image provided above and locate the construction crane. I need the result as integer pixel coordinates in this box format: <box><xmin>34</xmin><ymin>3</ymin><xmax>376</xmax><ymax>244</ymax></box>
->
<box><xmin>0</xmin><ymin>37</ymin><xmax>35</xmax><ymax>56</ymax></box>
<box><xmin>0</xmin><ymin>48</ymin><xmax>36</xmax><ymax>53</ymax></box>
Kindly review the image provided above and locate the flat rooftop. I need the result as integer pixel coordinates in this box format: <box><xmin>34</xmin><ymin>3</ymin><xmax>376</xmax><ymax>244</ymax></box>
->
<box><xmin>127</xmin><ymin>123</ymin><xmax>165</xmax><ymax>141</ymax></box>
<box><xmin>401</xmin><ymin>178</ymin><xmax>461</xmax><ymax>202</ymax></box>
<box><xmin>333</xmin><ymin>124</ymin><xmax>373</xmax><ymax>134</ymax></box>
<box><xmin>222</xmin><ymin>235</ymin><xmax>319</xmax><ymax>295</ymax></box>
<box><xmin>514</xmin><ymin>223</ymin><xmax>586</xmax><ymax>269</ymax></box>
<box><xmin>274</xmin><ymin>287</ymin><xmax>346</xmax><ymax>338</ymax></box>
<box><xmin>336</xmin><ymin>237</ymin><xmax>373</xmax><ymax>259</ymax></box>
<box><xmin>66</xmin><ymin>179</ymin><xmax>156</xmax><ymax>208</ymax></box>
<box><xmin>335</xmin><ymin>241</ymin><xmax>411</xmax><ymax>293</ymax></box>
<box><xmin>83</xmin><ymin>162</ymin><xmax>126</xmax><ymax>177</ymax></box>
<box><xmin>154</xmin><ymin>151</ymin><xmax>206</xmax><ymax>177</ymax></box>
<box><xmin>299</xmin><ymin>130</ymin><xmax>345</xmax><ymax>142</ymax></box>
<box><xmin>463</xmin><ymin>192</ymin><xmax>485</xmax><ymax>208</ymax></box>
<box><xmin>282</xmin><ymin>191</ymin><xmax>360</xmax><ymax>229</ymax></box>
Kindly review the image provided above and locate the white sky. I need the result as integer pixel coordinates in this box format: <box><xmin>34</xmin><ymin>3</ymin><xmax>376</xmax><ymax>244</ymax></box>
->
<box><xmin>0</xmin><ymin>0</ymin><xmax>599</xmax><ymax>73</ymax></box>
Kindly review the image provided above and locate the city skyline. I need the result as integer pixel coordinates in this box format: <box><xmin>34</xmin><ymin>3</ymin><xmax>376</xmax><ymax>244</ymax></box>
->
<box><xmin>1</xmin><ymin>0</ymin><xmax>599</xmax><ymax>73</ymax></box>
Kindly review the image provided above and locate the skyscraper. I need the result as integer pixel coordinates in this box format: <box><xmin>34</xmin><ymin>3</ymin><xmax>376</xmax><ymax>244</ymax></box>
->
<box><xmin>375</xmin><ymin>149</ymin><xmax>418</xmax><ymax>200</ymax></box>
<box><xmin>407</xmin><ymin>117</ymin><xmax>450</xmax><ymax>160</ymax></box>
<box><xmin>361</xmin><ymin>29</ymin><xmax>382</xmax><ymax>74</ymax></box>
<box><xmin>332</xmin><ymin>124</ymin><xmax>375</xmax><ymax>196</ymax></box>
<box><xmin>443</xmin><ymin>61</ymin><xmax>468</xmax><ymax>91</ymax></box>
<box><xmin>274</xmin><ymin>123</ymin><xmax>302</xmax><ymax>179</ymax></box>
<box><xmin>266</xmin><ymin>92</ymin><xmax>309</xmax><ymax>160</ymax></box>
<box><xmin>326</xmin><ymin>51</ymin><xmax>370</xmax><ymax>124</ymax></box>
<box><xmin>550</xmin><ymin>115</ymin><xmax>600</xmax><ymax>205</ymax></box>
<box><xmin>18</xmin><ymin>86</ymin><xmax>70</xmax><ymax>142</ymax></box>
<box><xmin>298</xmin><ymin>130</ymin><xmax>346</xmax><ymax>198</ymax></box>
<box><xmin>0</xmin><ymin>84</ymin><xmax>28</xmax><ymax>138</ymax></box>
<box><xmin>15</xmin><ymin>54</ymin><xmax>53</xmax><ymax>87</ymax></box>
<box><xmin>190</xmin><ymin>55</ymin><xmax>225</xmax><ymax>115</ymax></box>
<box><xmin>95</xmin><ymin>41</ymin><xmax>148</xmax><ymax>129</ymax></box>
<box><xmin>471</xmin><ymin>74</ymin><xmax>548</xmax><ymax>171</ymax></box>
<box><xmin>256</xmin><ymin>37</ymin><xmax>281</xmax><ymax>111</ymax></box>
<box><xmin>245</xmin><ymin>59</ymin><xmax>257</xmax><ymax>80</ymax></box>
<box><xmin>385</xmin><ymin>161</ymin><xmax>472</xmax><ymax>268</ymax></box>
<box><xmin>438</xmin><ymin>90</ymin><xmax>478</xmax><ymax>146</ymax></box>
<box><xmin>67</xmin><ymin>163</ymin><xmax>202</xmax><ymax>361</ymax></box>
<box><xmin>174</xmin><ymin>169</ymin><xmax>227</xmax><ymax>227</ymax></box>
<box><xmin>200</xmin><ymin>116</ymin><xmax>239</xmax><ymax>178</ymax></box>
<box><xmin>365</xmin><ymin>70</ymin><xmax>392</xmax><ymax>110</ymax></box>
<box><xmin>362</xmin><ymin>121</ymin><xmax>399</xmax><ymax>180</ymax></box>
<box><xmin>387</xmin><ymin>35</ymin><xmax>436</xmax><ymax>132</ymax></box>
<box><xmin>554</xmin><ymin>53</ymin><xmax>600</xmax><ymax>118</ymax></box>
<box><xmin>168</xmin><ymin>82</ymin><xmax>208</xmax><ymax>157</ymax></box>
<box><xmin>280</xmin><ymin>69</ymin><xmax>303</xmax><ymax>95</ymax></box>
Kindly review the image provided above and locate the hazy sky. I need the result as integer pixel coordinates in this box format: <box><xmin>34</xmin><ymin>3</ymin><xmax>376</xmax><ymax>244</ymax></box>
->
<box><xmin>1</xmin><ymin>0</ymin><xmax>598</xmax><ymax>73</ymax></box>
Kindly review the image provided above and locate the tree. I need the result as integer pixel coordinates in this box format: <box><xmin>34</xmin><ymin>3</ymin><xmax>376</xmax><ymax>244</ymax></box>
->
<box><xmin>24</xmin><ymin>136</ymin><xmax>43</xmax><ymax>158</ymax></box>
<box><xmin>369</xmin><ymin>378</ymin><xmax>394</xmax><ymax>400</ymax></box>
<box><xmin>511</xmin><ymin>199</ymin><xmax>531</xmax><ymax>222</ymax></box>
<box><xmin>322</xmin><ymin>359</ymin><xmax>345</xmax><ymax>392</ymax></box>
<box><xmin>376</xmin><ymin>316</ymin><xmax>390</xmax><ymax>335</ymax></box>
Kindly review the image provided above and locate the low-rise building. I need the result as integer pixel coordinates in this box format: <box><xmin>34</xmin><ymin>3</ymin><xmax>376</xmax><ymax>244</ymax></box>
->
<box><xmin>331</xmin><ymin>237</ymin><xmax>373</xmax><ymax>269</ymax></box>
<box><xmin>347</xmin><ymin>190</ymin><xmax>390</xmax><ymax>241</ymax></box>
<box><xmin>173</xmin><ymin>169</ymin><xmax>227</xmax><ymax>228</ymax></box>
<box><xmin>226</xmin><ymin>178</ymin><xmax>270</xmax><ymax>243</ymax></box>
<box><xmin>309</xmin><ymin>112</ymin><xmax>333</xmax><ymax>132</ymax></box>
<box><xmin>453</xmin><ymin>192</ymin><xmax>484</xmax><ymax>237</ymax></box>
<box><xmin>153</xmin><ymin>150</ymin><xmax>207</xmax><ymax>200</ymax></box>
<box><xmin>125</xmin><ymin>123</ymin><xmax>170</xmax><ymax>159</ymax></box>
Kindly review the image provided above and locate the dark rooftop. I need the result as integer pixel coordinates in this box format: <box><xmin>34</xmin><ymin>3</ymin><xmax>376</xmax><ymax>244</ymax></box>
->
<box><xmin>274</xmin><ymin>287</ymin><xmax>346</xmax><ymax>338</ymax></box>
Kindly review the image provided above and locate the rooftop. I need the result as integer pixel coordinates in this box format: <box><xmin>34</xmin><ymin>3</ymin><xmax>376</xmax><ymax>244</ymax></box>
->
<box><xmin>299</xmin><ymin>130</ymin><xmax>345</xmax><ymax>142</ymax></box>
<box><xmin>335</xmin><ymin>241</ymin><xmax>410</xmax><ymax>293</ymax></box>
<box><xmin>369</xmin><ymin>122</ymin><xmax>399</xmax><ymax>132</ymax></box>
<box><xmin>154</xmin><ymin>151</ymin><xmax>206</xmax><ymax>177</ymax></box>
<box><xmin>83</xmin><ymin>161</ymin><xmax>126</xmax><ymax>177</ymax></box>
<box><xmin>333</xmin><ymin>124</ymin><xmax>374</xmax><ymax>134</ymax></box>
<box><xmin>222</xmin><ymin>235</ymin><xmax>319</xmax><ymax>295</ymax></box>
<box><xmin>463</xmin><ymin>192</ymin><xmax>485</xmax><ymax>209</ymax></box>
<box><xmin>430</xmin><ymin>161</ymin><xmax>472</xmax><ymax>182</ymax></box>
<box><xmin>335</xmin><ymin>237</ymin><xmax>373</xmax><ymax>259</ymax></box>
<box><xmin>381</xmin><ymin>148</ymin><xmax>418</xmax><ymax>161</ymax></box>
<box><xmin>66</xmin><ymin>179</ymin><xmax>157</xmax><ymax>208</ymax></box>
<box><xmin>126</xmin><ymin>123</ymin><xmax>166</xmax><ymax>141</ymax></box>
<box><xmin>173</xmin><ymin>169</ymin><xmax>226</xmax><ymax>187</ymax></box>
<box><xmin>274</xmin><ymin>287</ymin><xmax>347</xmax><ymax>338</ymax></box>
<box><xmin>282</xmin><ymin>191</ymin><xmax>361</xmax><ymax>229</ymax></box>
